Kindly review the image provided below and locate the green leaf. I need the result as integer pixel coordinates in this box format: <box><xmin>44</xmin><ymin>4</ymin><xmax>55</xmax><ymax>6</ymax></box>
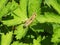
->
<box><xmin>45</xmin><ymin>0</ymin><xmax>60</xmax><ymax>14</ymax></box>
<box><xmin>0</xmin><ymin>0</ymin><xmax>8</xmax><ymax>10</ymax></box>
<box><xmin>19</xmin><ymin>0</ymin><xmax>28</xmax><ymax>12</ymax></box>
<box><xmin>0</xmin><ymin>0</ymin><xmax>19</xmax><ymax>20</ymax></box>
<box><xmin>14</xmin><ymin>24</ymin><xmax>28</xmax><ymax>39</ymax></box>
<box><xmin>0</xmin><ymin>2</ymin><xmax>12</xmax><ymax>20</ymax></box>
<box><xmin>11</xmin><ymin>41</ymin><xmax>19</xmax><ymax>45</ymax></box>
<box><xmin>36</xmin><ymin>12</ymin><xmax>60</xmax><ymax>24</ymax></box>
<box><xmin>1</xmin><ymin>31</ymin><xmax>13</xmax><ymax>45</ymax></box>
<box><xmin>28</xmin><ymin>0</ymin><xmax>42</xmax><ymax>17</ymax></box>
<box><xmin>2</xmin><ymin>0</ymin><xmax>28</xmax><ymax>26</ymax></box>
<box><xmin>11</xmin><ymin>41</ymin><xmax>30</xmax><ymax>45</ymax></box>
<box><xmin>33</xmin><ymin>36</ymin><xmax>41</xmax><ymax>45</ymax></box>
<box><xmin>13</xmin><ymin>7</ymin><xmax>27</xmax><ymax>20</ymax></box>
<box><xmin>30</xmin><ymin>20</ymin><xmax>44</xmax><ymax>33</ymax></box>
<box><xmin>51</xmin><ymin>24</ymin><xmax>60</xmax><ymax>43</ymax></box>
<box><xmin>10</xmin><ymin>0</ymin><xmax>18</xmax><ymax>11</ymax></box>
<box><xmin>2</xmin><ymin>13</ymin><xmax>21</xmax><ymax>26</ymax></box>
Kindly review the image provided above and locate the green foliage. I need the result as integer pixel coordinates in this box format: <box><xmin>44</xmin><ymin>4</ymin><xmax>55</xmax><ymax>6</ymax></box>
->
<box><xmin>45</xmin><ymin>0</ymin><xmax>60</xmax><ymax>14</ymax></box>
<box><xmin>11</xmin><ymin>41</ymin><xmax>31</xmax><ymax>45</ymax></box>
<box><xmin>33</xmin><ymin>36</ymin><xmax>41</xmax><ymax>45</ymax></box>
<box><xmin>0</xmin><ymin>0</ymin><xmax>60</xmax><ymax>45</ymax></box>
<box><xmin>14</xmin><ymin>24</ymin><xmax>28</xmax><ymax>39</ymax></box>
<box><xmin>0</xmin><ymin>0</ymin><xmax>8</xmax><ymax>10</ymax></box>
<box><xmin>51</xmin><ymin>24</ymin><xmax>60</xmax><ymax>43</ymax></box>
<box><xmin>36</xmin><ymin>12</ymin><xmax>60</xmax><ymax>23</ymax></box>
<box><xmin>1</xmin><ymin>31</ymin><xmax>13</xmax><ymax>45</ymax></box>
<box><xmin>2</xmin><ymin>0</ymin><xmax>27</xmax><ymax>26</ymax></box>
<box><xmin>28</xmin><ymin>0</ymin><xmax>42</xmax><ymax>17</ymax></box>
<box><xmin>0</xmin><ymin>2</ymin><xmax>11</xmax><ymax>20</ymax></box>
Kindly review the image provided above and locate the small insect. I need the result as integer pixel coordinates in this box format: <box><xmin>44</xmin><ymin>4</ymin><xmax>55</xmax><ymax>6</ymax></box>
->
<box><xmin>23</xmin><ymin>12</ymin><xmax>36</xmax><ymax>28</ymax></box>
